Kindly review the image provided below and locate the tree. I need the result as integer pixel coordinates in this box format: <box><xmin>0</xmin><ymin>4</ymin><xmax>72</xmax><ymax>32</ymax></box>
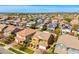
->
<box><xmin>30</xmin><ymin>24</ymin><xmax>37</xmax><ymax>29</ymax></box>
<box><xmin>72</xmin><ymin>24</ymin><xmax>79</xmax><ymax>30</ymax></box>
<box><xmin>54</xmin><ymin>28</ymin><xmax>61</xmax><ymax>35</ymax></box>
<box><xmin>3</xmin><ymin>35</ymin><xmax>15</xmax><ymax>44</ymax></box>
<box><xmin>64</xmin><ymin>18</ymin><xmax>72</xmax><ymax>22</ymax></box>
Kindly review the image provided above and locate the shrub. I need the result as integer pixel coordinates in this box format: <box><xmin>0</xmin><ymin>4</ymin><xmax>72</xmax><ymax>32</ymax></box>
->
<box><xmin>72</xmin><ymin>24</ymin><xmax>79</xmax><ymax>30</ymax></box>
<box><xmin>3</xmin><ymin>35</ymin><xmax>15</xmax><ymax>44</ymax></box>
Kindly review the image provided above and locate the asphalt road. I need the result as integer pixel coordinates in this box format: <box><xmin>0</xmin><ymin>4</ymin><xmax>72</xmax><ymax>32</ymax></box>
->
<box><xmin>0</xmin><ymin>47</ymin><xmax>13</xmax><ymax>54</ymax></box>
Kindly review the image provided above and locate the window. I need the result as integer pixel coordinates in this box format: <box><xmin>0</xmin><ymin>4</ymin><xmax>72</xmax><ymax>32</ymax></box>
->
<box><xmin>20</xmin><ymin>41</ymin><xmax>23</xmax><ymax>43</ymax></box>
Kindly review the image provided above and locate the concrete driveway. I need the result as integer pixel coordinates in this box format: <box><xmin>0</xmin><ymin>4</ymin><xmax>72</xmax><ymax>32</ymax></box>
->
<box><xmin>0</xmin><ymin>47</ymin><xmax>13</xmax><ymax>54</ymax></box>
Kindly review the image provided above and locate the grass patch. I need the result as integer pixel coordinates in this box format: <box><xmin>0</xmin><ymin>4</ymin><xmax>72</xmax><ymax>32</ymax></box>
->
<box><xmin>3</xmin><ymin>40</ymin><xmax>11</xmax><ymax>44</ymax></box>
<box><xmin>21</xmin><ymin>48</ymin><xmax>34</xmax><ymax>54</ymax></box>
<box><xmin>14</xmin><ymin>44</ymin><xmax>34</xmax><ymax>54</ymax></box>
<box><xmin>0</xmin><ymin>43</ymin><xmax>5</xmax><ymax>46</ymax></box>
<box><xmin>0</xmin><ymin>42</ymin><xmax>6</xmax><ymax>46</ymax></box>
<box><xmin>8</xmin><ymin>48</ymin><xmax>24</xmax><ymax>54</ymax></box>
<box><xmin>3</xmin><ymin>35</ymin><xmax>15</xmax><ymax>44</ymax></box>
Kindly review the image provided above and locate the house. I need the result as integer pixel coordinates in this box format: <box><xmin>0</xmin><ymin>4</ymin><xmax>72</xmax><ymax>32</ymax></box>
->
<box><xmin>54</xmin><ymin>34</ymin><xmax>79</xmax><ymax>54</ymax></box>
<box><xmin>28</xmin><ymin>18</ymin><xmax>44</xmax><ymax>29</ymax></box>
<box><xmin>70</xmin><ymin>19</ymin><xmax>79</xmax><ymax>25</ymax></box>
<box><xmin>21</xmin><ymin>17</ymin><xmax>27</xmax><ymax>21</ymax></box>
<box><xmin>26</xmin><ymin>21</ymin><xmax>36</xmax><ymax>28</ymax></box>
<box><xmin>13</xmin><ymin>18</ymin><xmax>20</xmax><ymax>26</ymax></box>
<box><xmin>76</xmin><ymin>26</ymin><xmax>79</xmax><ymax>35</ymax></box>
<box><xmin>20</xmin><ymin>21</ymin><xmax>27</xmax><ymax>28</ymax></box>
<box><xmin>31</xmin><ymin>31</ymin><xmax>54</xmax><ymax>50</ymax></box>
<box><xmin>44</xmin><ymin>18</ymin><xmax>50</xmax><ymax>24</ymax></box>
<box><xmin>70</xmin><ymin>26</ymin><xmax>79</xmax><ymax>36</ymax></box>
<box><xmin>0</xmin><ymin>24</ymin><xmax>7</xmax><ymax>32</ymax></box>
<box><xmin>71</xmin><ymin>30</ymin><xmax>79</xmax><ymax>36</ymax></box>
<box><xmin>76</xmin><ymin>26</ymin><xmax>79</xmax><ymax>31</ymax></box>
<box><xmin>0</xmin><ymin>15</ymin><xmax>8</xmax><ymax>21</ymax></box>
<box><xmin>35</xmin><ymin>17</ymin><xmax>44</xmax><ymax>25</ymax></box>
<box><xmin>61</xmin><ymin>24</ymin><xmax>72</xmax><ymax>34</ymax></box>
<box><xmin>12</xmin><ymin>27</ymin><xmax>22</xmax><ymax>34</ymax></box>
<box><xmin>0</xmin><ymin>16</ymin><xmax>8</xmax><ymax>24</ymax></box>
<box><xmin>3</xmin><ymin>25</ymin><xmax>17</xmax><ymax>36</ymax></box>
<box><xmin>37</xmin><ymin>24</ymin><xmax>45</xmax><ymax>30</ymax></box>
<box><xmin>59</xmin><ymin>19</ymin><xmax>68</xmax><ymax>26</ymax></box>
<box><xmin>15</xmin><ymin>28</ymin><xmax>36</xmax><ymax>43</ymax></box>
<box><xmin>47</xmin><ymin>22</ymin><xmax>57</xmax><ymax>31</ymax></box>
<box><xmin>35</xmin><ymin>16</ymin><xmax>50</xmax><ymax>26</ymax></box>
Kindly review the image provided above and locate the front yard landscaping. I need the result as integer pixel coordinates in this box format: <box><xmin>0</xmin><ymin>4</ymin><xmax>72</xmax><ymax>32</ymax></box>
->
<box><xmin>13</xmin><ymin>44</ymin><xmax>34</xmax><ymax>54</ymax></box>
<box><xmin>8</xmin><ymin>48</ymin><xmax>24</xmax><ymax>54</ymax></box>
<box><xmin>0</xmin><ymin>42</ymin><xmax>6</xmax><ymax>46</ymax></box>
<box><xmin>2</xmin><ymin>35</ymin><xmax>15</xmax><ymax>44</ymax></box>
<box><xmin>21</xmin><ymin>48</ymin><xmax>34</xmax><ymax>54</ymax></box>
<box><xmin>47</xmin><ymin>46</ymin><xmax>55</xmax><ymax>54</ymax></box>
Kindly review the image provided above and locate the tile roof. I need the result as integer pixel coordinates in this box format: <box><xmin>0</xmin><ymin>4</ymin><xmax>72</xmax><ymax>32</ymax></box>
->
<box><xmin>70</xmin><ymin>19</ymin><xmax>79</xmax><ymax>25</ymax></box>
<box><xmin>32</xmin><ymin>31</ymin><xmax>53</xmax><ymax>41</ymax></box>
<box><xmin>0</xmin><ymin>24</ymin><xmax>6</xmax><ymax>29</ymax></box>
<box><xmin>4</xmin><ymin>25</ymin><xmax>16</xmax><ymax>32</ymax></box>
<box><xmin>56</xmin><ymin>34</ymin><xmax>79</xmax><ymax>50</ymax></box>
<box><xmin>17</xmin><ymin>28</ymin><xmax>36</xmax><ymax>37</ymax></box>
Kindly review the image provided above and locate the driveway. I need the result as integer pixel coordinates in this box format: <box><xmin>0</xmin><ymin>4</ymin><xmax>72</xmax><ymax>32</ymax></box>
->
<box><xmin>0</xmin><ymin>47</ymin><xmax>13</xmax><ymax>54</ymax></box>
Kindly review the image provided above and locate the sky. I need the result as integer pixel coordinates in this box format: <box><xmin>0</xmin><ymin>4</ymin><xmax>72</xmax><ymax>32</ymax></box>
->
<box><xmin>0</xmin><ymin>5</ymin><xmax>79</xmax><ymax>13</ymax></box>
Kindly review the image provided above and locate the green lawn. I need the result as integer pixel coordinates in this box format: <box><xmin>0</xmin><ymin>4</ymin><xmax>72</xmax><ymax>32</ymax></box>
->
<box><xmin>14</xmin><ymin>44</ymin><xmax>34</xmax><ymax>54</ymax></box>
<box><xmin>2</xmin><ymin>35</ymin><xmax>15</xmax><ymax>44</ymax></box>
<box><xmin>0</xmin><ymin>42</ymin><xmax>6</xmax><ymax>46</ymax></box>
<box><xmin>8</xmin><ymin>48</ymin><xmax>24</xmax><ymax>54</ymax></box>
<box><xmin>3</xmin><ymin>40</ymin><xmax>11</xmax><ymax>44</ymax></box>
<box><xmin>0</xmin><ymin>43</ymin><xmax>5</xmax><ymax>46</ymax></box>
<box><xmin>21</xmin><ymin>48</ymin><xmax>34</xmax><ymax>54</ymax></box>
